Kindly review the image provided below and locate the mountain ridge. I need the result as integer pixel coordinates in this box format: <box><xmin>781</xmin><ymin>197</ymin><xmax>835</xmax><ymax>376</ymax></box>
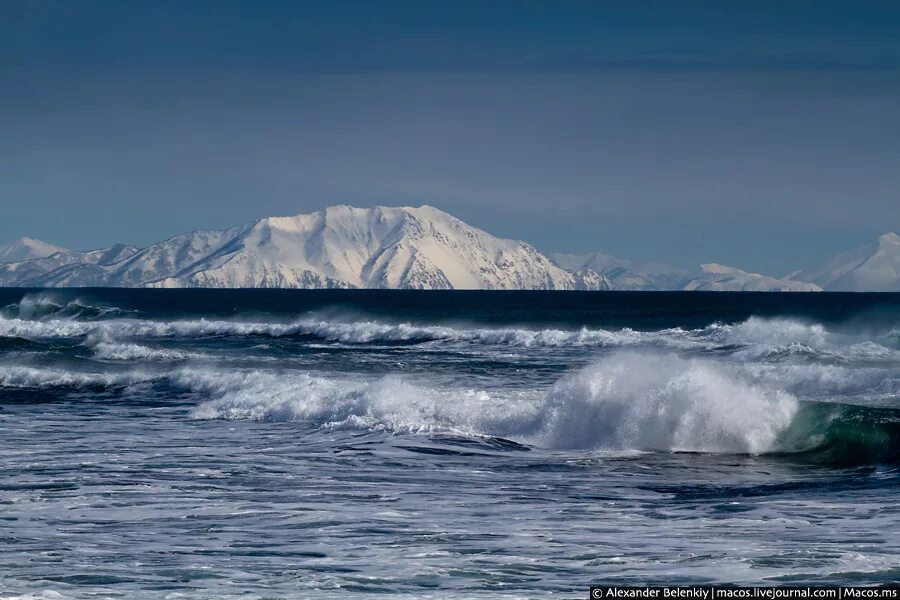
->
<box><xmin>0</xmin><ymin>237</ymin><xmax>68</xmax><ymax>264</ymax></box>
<box><xmin>549</xmin><ymin>252</ymin><xmax>691</xmax><ymax>291</ymax></box>
<box><xmin>790</xmin><ymin>232</ymin><xmax>900</xmax><ymax>292</ymax></box>
<box><xmin>1</xmin><ymin>207</ymin><xmax>895</xmax><ymax>291</ymax></box>
<box><xmin>0</xmin><ymin>206</ymin><xmax>605</xmax><ymax>291</ymax></box>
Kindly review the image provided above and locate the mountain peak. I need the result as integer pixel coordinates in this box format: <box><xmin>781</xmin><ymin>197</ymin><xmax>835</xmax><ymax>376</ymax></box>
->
<box><xmin>0</xmin><ymin>208</ymin><xmax>894</xmax><ymax>291</ymax></box>
<box><xmin>0</xmin><ymin>205</ymin><xmax>586</xmax><ymax>290</ymax></box>
<box><xmin>790</xmin><ymin>232</ymin><xmax>900</xmax><ymax>292</ymax></box>
<box><xmin>271</xmin><ymin>204</ymin><xmax>449</xmax><ymax>223</ymax></box>
<box><xmin>878</xmin><ymin>231</ymin><xmax>900</xmax><ymax>245</ymax></box>
<box><xmin>0</xmin><ymin>237</ymin><xmax>68</xmax><ymax>263</ymax></box>
<box><xmin>688</xmin><ymin>263</ymin><xmax>820</xmax><ymax>292</ymax></box>
<box><xmin>700</xmin><ymin>263</ymin><xmax>745</xmax><ymax>275</ymax></box>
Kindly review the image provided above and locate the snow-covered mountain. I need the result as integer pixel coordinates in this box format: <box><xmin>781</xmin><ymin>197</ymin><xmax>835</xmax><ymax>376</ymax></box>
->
<box><xmin>0</xmin><ymin>237</ymin><xmax>67</xmax><ymax>263</ymax></box>
<box><xmin>789</xmin><ymin>232</ymin><xmax>900</xmax><ymax>292</ymax></box>
<box><xmin>1</xmin><ymin>208</ymin><xmax>893</xmax><ymax>291</ymax></box>
<box><xmin>550</xmin><ymin>253</ymin><xmax>822</xmax><ymax>291</ymax></box>
<box><xmin>0</xmin><ymin>244</ymin><xmax>140</xmax><ymax>287</ymax></box>
<box><xmin>682</xmin><ymin>264</ymin><xmax>822</xmax><ymax>292</ymax></box>
<box><xmin>551</xmin><ymin>252</ymin><xmax>689</xmax><ymax>291</ymax></box>
<box><xmin>0</xmin><ymin>206</ymin><xmax>603</xmax><ymax>290</ymax></box>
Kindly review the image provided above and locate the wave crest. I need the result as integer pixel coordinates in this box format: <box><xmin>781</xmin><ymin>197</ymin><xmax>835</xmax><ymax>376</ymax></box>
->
<box><xmin>0</xmin><ymin>366</ymin><xmax>154</xmax><ymax>389</ymax></box>
<box><xmin>186</xmin><ymin>370</ymin><xmax>541</xmax><ymax>436</ymax></box>
<box><xmin>3</xmin><ymin>351</ymin><xmax>896</xmax><ymax>462</ymax></box>
<box><xmin>1</xmin><ymin>306</ymin><xmax>898</xmax><ymax>366</ymax></box>
<box><xmin>3</xmin><ymin>293</ymin><xmax>129</xmax><ymax>321</ymax></box>
<box><xmin>3</xmin><ymin>313</ymin><xmax>896</xmax><ymax>365</ymax></box>
<box><xmin>536</xmin><ymin>353</ymin><xmax>799</xmax><ymax>453</ymax></box>
<box><xmin>188</xmin><ymin>352</ymin><xmax>804</xmax><ymax>454</ymax></box>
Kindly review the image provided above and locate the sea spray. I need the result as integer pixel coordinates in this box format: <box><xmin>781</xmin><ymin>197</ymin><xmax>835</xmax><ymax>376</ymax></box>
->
<box><xmin>186</xmin><ymin>352</ymin><xmax>801</xmax><ymax>454</ymax></box>
<box><xmin>535</xmin><ymin>353</ymin><xmax>799</xmax><ymax>453</ymax></box>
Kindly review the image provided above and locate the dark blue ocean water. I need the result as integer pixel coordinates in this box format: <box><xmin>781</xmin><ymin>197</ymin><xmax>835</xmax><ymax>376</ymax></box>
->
<box><xmin>1</xmin><ymin>289</ymin><xmax>899</xmax><ymax>598</ymax></box>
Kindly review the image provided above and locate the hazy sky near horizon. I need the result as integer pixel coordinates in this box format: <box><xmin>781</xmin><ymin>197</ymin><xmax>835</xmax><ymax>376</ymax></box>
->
<box><xmin>2</xmin><ymin>1</ymin><xmax>899</xmax><ymax>273</ymax></box>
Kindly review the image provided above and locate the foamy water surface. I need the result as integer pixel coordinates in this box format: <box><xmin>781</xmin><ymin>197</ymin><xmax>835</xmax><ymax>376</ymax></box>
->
<box><xmin>1</xmin><ymin>289</ymin><xmax>899</xmax><ymax>598</ymax></box>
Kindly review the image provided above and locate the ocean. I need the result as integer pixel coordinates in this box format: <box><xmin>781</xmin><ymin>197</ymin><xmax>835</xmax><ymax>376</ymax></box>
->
<box><xmin>1</xmin><ymin>289</ymin><xmax>898</xmax><ymax>598</ymax></box>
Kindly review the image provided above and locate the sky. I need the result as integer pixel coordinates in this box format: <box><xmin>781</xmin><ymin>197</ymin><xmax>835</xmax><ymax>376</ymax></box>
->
<box><xmin>2</xmin><ymin>0</ymin><xmax>899</xmax><ymax>274</ymax></box>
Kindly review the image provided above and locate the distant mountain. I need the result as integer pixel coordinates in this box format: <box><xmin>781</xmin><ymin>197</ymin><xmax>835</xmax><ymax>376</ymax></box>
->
<box><xmin>550</xmin><ymin>253</ymin><xmax>822</xmax><ymax>292</ymax></box>
<box><xmin>0</xmin><ymin>244</ymin><xmax>140</xmax><ymax>287</ymax></box>
<box><xmin>551</xmin><ymin>252</ymin><xmax>689</xmax><ymax>291</ymax></box>
<box><xmin>789</xmin><ymin>232</ymin><xmax>900</xmax><ymax>292</ymax></box>
<box><xmin>1</xmin><ymin>208</ymin><xmax>894</xmax><ymax>291</ymax></box>
<box><xmin>0</xmin><ymin>206</ymin><xmax>604</xmax><ymax>290</ymax></box>
<box><xmin>0</xmin><ymin>237</ymin><xmax>67</xmax><ymax>263</ymax></box>
<box><xmin>683</xmin><ymin>264</ymin><xmax>822</xmax><ymax>292</ymax></box>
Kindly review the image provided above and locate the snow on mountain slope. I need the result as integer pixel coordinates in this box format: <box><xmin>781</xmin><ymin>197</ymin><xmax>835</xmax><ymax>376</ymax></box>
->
<box><xmin>551</xmin><ymin>253</ymin><xmax>821</xmax><ymax>291</ymax></box>
<box><xmin>143</xmin><ymin>205</ymin><xmax>597</xmax><ymax>289</ymax></box>
<box><xmin>0</xmin><ymin>238</ymin><xmax>67</xmax><ymax>263</ymax></box>
<box><xmin>790</xmin><ymin>232</ymin><xmax>900</xmax><ymax>292</ymax></box>
<box><xmin>0</xmin><ymin>206</ymin><xmax>602</xmax><ymax>290</ymax></box>
<box><xmin>551</xmin><ymin>252</ymin><xmax>688</xmax><ymax>291</ymax></box>
<box><xmin>4</xmin><ymin>208</ymin><xmax>890</xmax><ymax>292</ymax></box>
<box><xmin>683</xmin><ymin>263</ymin><xmax>822</xmax><ymax>292</ymax></box>
<box><xmin>0</xmin><ymin>244</ymin><xmax>140</xmax><ymax>287</ymax></box>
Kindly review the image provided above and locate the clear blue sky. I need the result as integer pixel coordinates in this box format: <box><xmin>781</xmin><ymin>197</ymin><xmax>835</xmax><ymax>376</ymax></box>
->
<box><xmin>2</xmin><ymin>0</ymin><xmax>899</xmax><ymax>273</ymax></box>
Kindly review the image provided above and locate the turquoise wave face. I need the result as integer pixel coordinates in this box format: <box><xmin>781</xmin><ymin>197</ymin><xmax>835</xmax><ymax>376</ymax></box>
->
<box><xmin>775</xmin><ymin>402</ymin><xmax>900</xmax><ymax>465</ymax></box>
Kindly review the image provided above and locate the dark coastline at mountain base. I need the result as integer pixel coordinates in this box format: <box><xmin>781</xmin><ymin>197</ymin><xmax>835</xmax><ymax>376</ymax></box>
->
<box><xmin>1</xmin><ymin>288</ymin><xmax>899</xmax><ymax>597</ymax></box>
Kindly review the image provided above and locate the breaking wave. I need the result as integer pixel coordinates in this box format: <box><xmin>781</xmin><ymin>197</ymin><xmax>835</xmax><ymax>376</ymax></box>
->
<box><xmin>89</xmin><ymin>342</ymin><xmax>198</xmax><ymax>361</ymax></box>
<box><xmin>0</xmin><ymin>313</ymin><xmax>687</xmax><ymax>348</ymax></box>
<box><xmin>1</xmin><ymin>310</ymin><xmax>898</xmax><ymax>361</ymax></box>
<box><xmin>1</xmin><ymin>349</ymin><xmax>897</xmax><ymax>463</ymax></box>
<box><xmin>535</xmin><ymin>353</ymin><xmax>798</xmax><ymax>453</ymax></box>
<box><xmin>2</xmin><ymin>293</ymin><xmax>897</xmax><ymax>464</ymax></box>
<box><xmin>0</xmin><ymin>366</ymin><xmax>155</xmax><ymax>389</ymax></box>
<box><xmin>186</xmin><ymin>370</ymin><xmax>541</xmax><ymax>435</ymax></box>
<box><xmin>2</xmin><ymin>293</ymin><xmax>131</xmax><ymax>321</ymax></box>
<box><xmin>185</xmin><ymin>352</ymin><xmax>899</xmax><ymax>462</ymax></box>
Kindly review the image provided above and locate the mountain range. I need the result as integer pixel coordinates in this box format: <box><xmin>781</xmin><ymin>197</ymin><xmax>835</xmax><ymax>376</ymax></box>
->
<box><xmin>0</xmin><ymin>205</ymin><xmax>896</xmax><ymax>291</ymax></box>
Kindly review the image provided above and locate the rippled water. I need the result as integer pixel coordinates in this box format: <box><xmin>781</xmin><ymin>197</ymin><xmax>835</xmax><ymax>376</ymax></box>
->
<box><xmin>1</xmin><ymin>289</ymin><xmax>899</xmax><ymax>598</ymax></box>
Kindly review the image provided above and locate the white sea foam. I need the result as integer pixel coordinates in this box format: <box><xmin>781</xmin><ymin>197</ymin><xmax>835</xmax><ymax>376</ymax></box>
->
<box><xmin>534</xmin><ymin>353</ymin><xmax>798</xmax><ymax>453</ymax></box>
<box><xmin>0</xmin><ymin>316</ymin><xmax>95</xmax><ymax>338</ymax></box>
<box><xmin>737</xmin><ymin>361</ymin><xmax>899</xmax><ymax>400</ymax></box>
<box><xmin>847</xmin><ymin>341</ymin><xmax>900</xmax><ymax>361</ymax></box>
<box><xmin>0</xmin><ymin>313</ymin><xmax>683</xmax><ymax>348</ymax></box>
<box><xmin>0</xmin><ymin>366</ymin><xmax>154</xmax><ymax>388</ymax></box>
<box><xmin>3</xmin><ymin>292</ymin><xmax>898</xmax><ymax>360</ymax></box>
<box><xmin>0</xmin><ymin>592</ymin><xmax>73</xmax><ymax>600</ymax></box>
<box><xmin>188</xmin><ymin>352</ymin><xmax>802</xmax><ymax>454</ymax></box>
<box><xmin>90</xmin><ymin>341</ymin><xmax>198</xmax><ymax>361</ymax></box>
<box><xmin>1</xmin><ymin>346</ymin><xmax>893</xmax><ymax>454</ymax></box>
<box><xmin>9</xmin><ymin>293</ymin><xmax>127</xmax><ymax>321</ymax></box>
<box><xmin>185</xmin><ymin>369</ymin><xmax>541</xmax><ymax>436</ymax></box>
<box><xmin>6</xmin><ymin>312</ymin><xmax>881</xmax><ymax>358</ymax></box>
<box><xmin>12</xmin><ymin>293</ymin><xmax>66</xmax><ymax>320</ymax></box>
<box><xmin>2</xmin><ymin>308</ymin><xmax>896</xmax><ymax>446</ymax></box>
<box><xmin>716</xmin><ymin>316</ymin><xmax>829</xmax><ymax>349</ymax></box>
<box><xmin>2</xmin><ymin>309</ymin><xmax>896</xmax><ymax>365</ymax></box>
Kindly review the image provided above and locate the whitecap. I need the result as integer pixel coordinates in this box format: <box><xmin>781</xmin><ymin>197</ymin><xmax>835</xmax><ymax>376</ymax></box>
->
<box><xmin>187</xmin><ymin>352</ymin><xmax>803</xmax><ymax>454</ymax></box>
